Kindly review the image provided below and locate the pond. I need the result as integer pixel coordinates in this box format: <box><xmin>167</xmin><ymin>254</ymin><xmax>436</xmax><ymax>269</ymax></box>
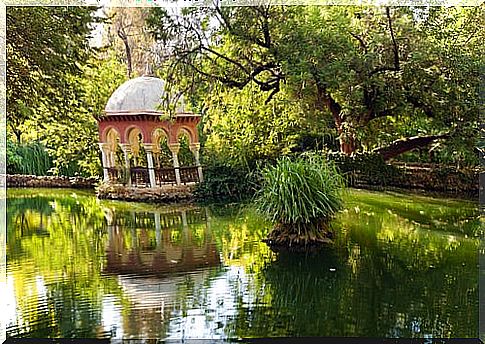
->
<box><xmin>5</xmin><ymin>188</ymin><xmax>481</xmax><ymax>340</ymax></box>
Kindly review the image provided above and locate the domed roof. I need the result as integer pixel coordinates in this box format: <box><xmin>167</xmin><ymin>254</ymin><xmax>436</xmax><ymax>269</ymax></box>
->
<box><xmin>105</xmin><ymin>76</ymin><xmax>186</xmax><ymax>113</ymax></box>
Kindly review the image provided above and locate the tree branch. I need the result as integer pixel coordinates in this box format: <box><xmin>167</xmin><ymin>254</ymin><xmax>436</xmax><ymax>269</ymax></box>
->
<box><xmin>372</xmin><ymin>133</ymin><xmax>449</xmax><ymax>160</ymax></box>
<box><xmin>349</xmin><ymin>32</ymin><xmax>367</xmax><ymax>54</ymax></box>
<box><xmin>369</xmin><ymin>7</ymin><xmax>400</xmax><ymax>77</ymax></box>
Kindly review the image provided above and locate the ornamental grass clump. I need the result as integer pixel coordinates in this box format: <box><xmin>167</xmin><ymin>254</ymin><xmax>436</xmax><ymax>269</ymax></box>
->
<box><xmin>255</xmin><ymin>155</ymin><xmax>345</xmax><ymax>249</ymax></box>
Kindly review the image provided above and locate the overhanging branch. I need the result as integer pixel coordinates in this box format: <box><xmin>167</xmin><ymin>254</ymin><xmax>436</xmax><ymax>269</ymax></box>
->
<box><xmin>372</xmin><ymin>133</ymin><xmax>449</xmax><ymax>160</ymax></box>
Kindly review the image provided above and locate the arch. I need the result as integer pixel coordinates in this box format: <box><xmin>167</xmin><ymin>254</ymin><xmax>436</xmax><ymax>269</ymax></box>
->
<box><xmin>106</xmin><ymin>128</ymin><xmax>121</xmax><ymax>151</ymax></box>
<box><xmin>151</xmin><ymin>127</ymin><xmax>169</xmax><ymax>147</ymax></box>
<box><xmin>104</xmin><ymin>127</ymin><xmax>123</xmax><ymax>169</ymax></box>
<box><xmin>101</xmin><ymin>126</ymin><xmax>121</xmax><ymax>144</ymax></box>
<box><xmin>125</xmin><ymin>125</ymin><xmax>145</xmax><ymax>145</ymax></box>
<box><xmin>176</xmin><ymin>126</ymin><xmax>196</xmax><ymax>145</ymax></box>
<box><xmin>126</xmin><ymin>126</ymin><xmax>144</xmax><ymax>161</ymax></box>
<box><xmin>152</xmin><ymin>127</ymin><xmax>173</xmax><ymax>168</ymax></box>
<box><xmin>177</xmin><ymin>128</ymin><xmax>196</xmax><ymax>167</ymax></box>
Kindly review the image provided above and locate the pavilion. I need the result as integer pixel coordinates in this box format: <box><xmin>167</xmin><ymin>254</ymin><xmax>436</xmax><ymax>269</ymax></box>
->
<box><xmin>96</xmin><ymin>76</ymin><xmax>203</xmax><ymax>188</ymax></box>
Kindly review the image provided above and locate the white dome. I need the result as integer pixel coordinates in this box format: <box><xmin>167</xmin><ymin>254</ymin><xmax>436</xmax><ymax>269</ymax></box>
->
<box><xmin>105</xmin><ymin>76</ymin><xmax>186</xmax><ymax>113</ymax></box>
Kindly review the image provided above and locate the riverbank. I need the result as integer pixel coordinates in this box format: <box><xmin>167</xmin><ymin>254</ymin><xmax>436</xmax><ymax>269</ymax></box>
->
<box><xmin>96</xmin><ymin>183</ymin><xmax>196</xmax><ymax>203</ymax></box>
<box><xmin>6</xmin><ymin>174</ymin><xmax>98</xmax><ymax>189</ymax></box>
<box><xmin>6</xmin><ymin>170</ymin><xmax>479</xmax><ymax>203</ymax></box>
<box><xmin>352</xmin><ymin>184</ymin><xmax>478</xmax><ymax>202</ymax></box>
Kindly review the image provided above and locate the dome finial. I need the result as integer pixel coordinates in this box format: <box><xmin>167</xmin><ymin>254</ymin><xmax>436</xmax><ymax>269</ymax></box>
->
<box><xmin>143</xmin><ymin>58</ymin><xmax>155</xmax><ymax>77</ymax></box>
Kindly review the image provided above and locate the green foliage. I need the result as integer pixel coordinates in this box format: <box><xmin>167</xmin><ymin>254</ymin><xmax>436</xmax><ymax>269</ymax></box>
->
<box><xmin>148</xmin><ymin>5</ymin><xmax>482</xmax><ymax>165</ymax></box>
<box><xmin>7</xmin><ymin>138</ymin><xmax>52</xmax><ymax>176</ymax></box>
<box><xmin>178</xmin><ymin>135</ymin><xmax>195</xmax><ymax>167</ymax></box>
<box><xmin>38</xmin><ymin>56</ymin><xmax>128</xmax><ymax>177</ymax></box>
<box><xmin>6</xmin><ymin>7</ymin><xmax>128</xmax><ymax>178</ymax></box>
<box><xmin>255</xmin><ymin>155</ymin><xmax>345</xmax><ymax>229</ymax></box>
<box><xmin>194</xmin><ymin>163</ymin><xmax>260</xmax><ymax>203</ymax></box>
<box><xmin>328</xmin><ymin>152</ymin><xmax>403</xmax><ymax>186</ymax></box>
<box><xmin>14</xmin><ymin>56</ymin><xmax>128</xmax><ymax>177</ymax></box>
<box><xmin>7</xmin><ymin>6</ymin><xmax>98</xmax><ymax>142</ymax></box>
<box><xmin>201</xmin><ymin>84</ymin><xmax>308</xmax><ymax>168</ymax></box>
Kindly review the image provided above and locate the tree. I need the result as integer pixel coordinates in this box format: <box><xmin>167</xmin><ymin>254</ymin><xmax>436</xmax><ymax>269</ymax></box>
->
<box><xmin>103</xmin><ymin>7</ymin><xmax>164</xmax><ymax>77</ymax></box>
<box><xmin>34</xmin><ymin>55</ymin><xmax>127</xmax><ymax>177</ymax></box>
<box><xmin>6</xmin><ymin>6</ymin><xmax>98</xmax><ymax>143</ymax></box>
<box><xmin>147</xmin><ymin>5</ymin><xmax>483</xmax><ymax>162</ymax></box>
<box><xmin>202</xmin><ymin>83</ymin><xmax>311</xmax><ymax>167</ymax></box>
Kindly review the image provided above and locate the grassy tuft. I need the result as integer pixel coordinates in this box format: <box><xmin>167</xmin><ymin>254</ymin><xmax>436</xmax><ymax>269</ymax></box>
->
<box><xmin>254</xmin><ymin>154</ymin><xmax>345</xmax><ymax>247</ymax></box>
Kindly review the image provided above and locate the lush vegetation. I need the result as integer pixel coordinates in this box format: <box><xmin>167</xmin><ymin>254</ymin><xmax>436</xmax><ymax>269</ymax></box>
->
<box><xmin>148</xmin><ymin>6</ymin><xmax>482</xmax><ymax>165</ymax></box>
<box><xmin>6</xmin><ymin>6</ymin><xmax>481</xmax><ymax>195</ymax></box>
<box><xmin>7</xmin><ymin>7</ymin><xmax>126</xmax><ymax>177</ymax></box>
<box><xmin>194</xmin><ymin>163</ymin><xmax>259</xmax><ymax>203</ymax></box>
<box><xmin>7</xmin><ymin>139</ymin><xmax>52</xmax><ymax>176</ymax></box>
<box><xmin>255</xmin><ymin>155</ymin><xmax>345</xmax><ymax>248</ymax></box>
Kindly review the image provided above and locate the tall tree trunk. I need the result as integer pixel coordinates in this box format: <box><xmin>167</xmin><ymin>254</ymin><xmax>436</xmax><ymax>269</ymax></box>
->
<box><xmin>10</xmin><ymin>123</ymin><xmax>22</xmax><ymax>143</ymax></box>
<box><xmin>340</xmin><ymin>136</ymin><xmax>355</xmax><ymax>155</ymax></box>
<box><xmin>14</xmin><ymin>130</ymin><xmax>22</xmax><ymax>144</ymax></box>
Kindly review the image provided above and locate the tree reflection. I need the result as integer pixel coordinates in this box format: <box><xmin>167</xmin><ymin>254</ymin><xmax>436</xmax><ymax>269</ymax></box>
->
<box><xmin>225</xmin><ymin>191</ymin><xmax>479</xmax><ymax>339</ymax></box>
<box><xmin>7</xmin><ymin>189</ymin><xmax>123</xmax><ymax>338</ymax></box>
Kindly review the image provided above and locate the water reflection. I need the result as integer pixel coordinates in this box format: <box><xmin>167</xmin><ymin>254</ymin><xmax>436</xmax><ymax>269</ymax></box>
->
<box><xmin>5</xmin><ymin>188</ymin><xmax>480</xmax><ymax>340</ymax></box>
<box><xmin>100</xmin><ymin>206</ymin><xmax>225</xmax><ymax>339</ymax></box>
<box><xmin>103</xmin><ymin>208</ymin><xmax>220</xmax><ymax>276</ymax></box>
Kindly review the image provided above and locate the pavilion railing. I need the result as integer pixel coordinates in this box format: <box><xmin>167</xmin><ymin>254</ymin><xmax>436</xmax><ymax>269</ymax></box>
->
<box><xmin>130</xmin><ymin>167</ymin><xmax>150</xmax><ymax>187</ymax></box>
<box><xmin>106</xmin><ymin>166</ymin><xmax>200</xmax><ymax>186</ymax></box>
<box><xmin>107</xmin><ymin>167</ymin><xmax>121</xmax><ymax>182</ymax></box>
<box><xmin>179</xmin><ymin>166</ymin><xmax>199</xmax><ymax>184</ymax></box>
<box><xmin>155</xmin><ymin>168</ymin><xmax>177</xmax><ymax>186</ymax></box>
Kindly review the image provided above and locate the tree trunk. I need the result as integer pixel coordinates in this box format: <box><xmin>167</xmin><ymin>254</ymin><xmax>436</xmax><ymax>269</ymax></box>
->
<box><xmin>372</xmin><ymin>133</ymin><xmax>449</xmax><ymax>161</ymax></box>
<box><xmin>118</xmin><ymin>28</ymin><xmax>132</xmax><ymax>78</ymax></box>
<box><xmin>316</xmin><ymin>83</ymin><xmax>356</xmax><ymax>156</ymax></box>
<box><xmin>15</xmin><ymin>130</ymin><xmax>22</xmax><ymax>143</ymax></box>
<box><xmin>10</xmin><ymin>124</ymin><xmax>22</xmax><ymax>143</ymax></box>
<box><xmin>340</xmin><ymin>137</ymin><xmax>355</xmax><ymax>155</ymax></box>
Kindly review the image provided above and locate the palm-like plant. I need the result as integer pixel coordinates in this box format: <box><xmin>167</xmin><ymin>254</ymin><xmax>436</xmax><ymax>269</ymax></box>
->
<box><xmin>255</xmin><ymin>155</ymin><xmax>345</xmax><ymax>249</ymax></box>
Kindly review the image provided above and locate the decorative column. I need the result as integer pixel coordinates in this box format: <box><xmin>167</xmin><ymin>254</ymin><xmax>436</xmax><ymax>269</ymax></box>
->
<box><xmin>109</xmin><ymin>151</ymin><xmax>116</xmax><ymax>169</ymax></box>
<box><xmin>189</xmin><ymin>143</ymin><xmax>203</xmax><ymax>183</ymax></box>
<box><xmin>99</xmin><ymin>143</ymin><xmax>110</xmax><ymax>182</ymax></box>
<box><xmin>169</xmin><ymin>143</ymin><xmax>181</xmax><ymax>186</ymax></box>
<box><xmin>120</xmin><ymin>143</ymin><xmax>132</xmax><ymax>187</ymax></box>
<box><xmin>154</xmin><ymin>212</ymin><xmax>161</xmax><ymax>247</ymax></box>
<box><xmin>143</xmin><ymin>143</ymin><xmax>156</xmax><ymax>188</ymax></box>
<box><xmin>181</xmin><ymin>210</ymin><xmax>189</xmax><ymax>242</ymax></box>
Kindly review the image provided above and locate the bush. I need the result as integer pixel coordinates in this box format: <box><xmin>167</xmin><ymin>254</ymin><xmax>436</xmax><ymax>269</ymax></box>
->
<box><xmin>254</xmin><ymin>155</ymin><xmax>345</xmax><ymax>247</ymax></box>
<box><xmin>328</xmin><ymin>152</ymin><xmax>402</xmax><ymax>186</ymax></box>
<box><xmin>194</xmin><ymin>163</ymin><xmax>261</xmax><ymax>203</ymax></box>
<box><xmin>7</xmin><ymin>139</ymin><xmax>52</xmax><ymax>176</ymax></box>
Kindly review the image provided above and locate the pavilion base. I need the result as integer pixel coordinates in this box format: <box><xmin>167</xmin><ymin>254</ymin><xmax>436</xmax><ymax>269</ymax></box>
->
<box><xmin>96</xmin><ymin>183</ymin><xmax>196</xmax><ymax>203</ymax></box>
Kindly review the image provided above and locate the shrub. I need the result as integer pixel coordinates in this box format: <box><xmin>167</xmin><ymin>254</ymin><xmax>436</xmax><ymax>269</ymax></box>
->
<box><xmin>194</xmin><ymin>163</ymin><xmax>261</xmax><ymax>203</ymax></box>
<box><xmin>7</xmin><ymin>139</ymin><xmax>52</xmax><ymax>176</ymax></box>
<box><xmin>328</xmin><ymin>152</ymin><xmax>402</xmax><ymax>186</ymax></box>
<box><xmin>254</xmin><ymin>155</ymin><xmax>345</xmax><ymax>247</ymax></box>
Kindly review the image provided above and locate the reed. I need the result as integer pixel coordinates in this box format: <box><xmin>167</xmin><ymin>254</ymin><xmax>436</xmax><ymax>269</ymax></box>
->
<box><xmin>8</xmin><ymin>141</ymin><xmax>52</xmax><ymax>176</ymax></box>
<box><xmin>254</xmin><ymin>155</ymin><xmax>345</xmax><ymax>248</ymax></box>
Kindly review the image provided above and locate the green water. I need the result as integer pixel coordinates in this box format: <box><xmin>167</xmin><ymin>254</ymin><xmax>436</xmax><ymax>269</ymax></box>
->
<box><xmin>5</xmin><ymin>188</ymin><xmax>480</xmax><ymax>339</ymax></box>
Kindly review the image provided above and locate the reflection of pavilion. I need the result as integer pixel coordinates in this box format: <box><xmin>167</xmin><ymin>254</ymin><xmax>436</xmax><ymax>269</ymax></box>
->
<box><xmin>100</xmin><ymin>207</ymin><xmax>223</xmax><ymax>339</ymax></box>
<box><xmin>103</xmin><ymin>207</ymin><xmax>220</xmax><ymax>277</ymax></box>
